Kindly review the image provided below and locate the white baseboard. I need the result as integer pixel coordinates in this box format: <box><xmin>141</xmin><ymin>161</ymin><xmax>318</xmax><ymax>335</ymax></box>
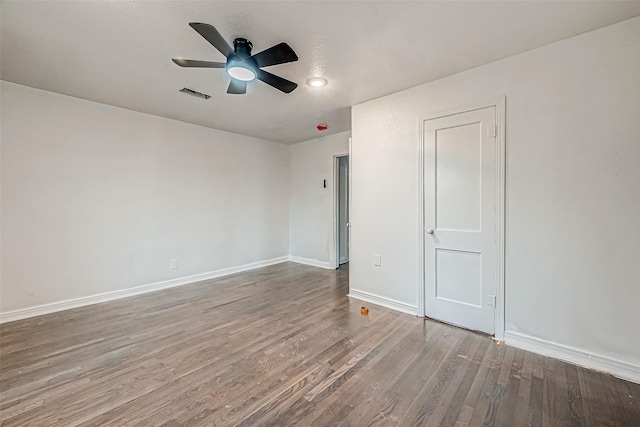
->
<box><xmin>348</xmin><ymin>289</ymin><xmax>417</xmax><ymax>316</ymax></box>
<box><xmin>0</xmin><ymin>256</ymin><xmax>289</xmax><ymax>324</ymax></box>
<box><xmin>288</xmin><ymin>256</ymin><xmax>333</xmax><ymax>270</ymax></box>
<box><xmin>504</xmin><ymin>331</ymin><xmax>640</xmax><ymax>384</ymax></box>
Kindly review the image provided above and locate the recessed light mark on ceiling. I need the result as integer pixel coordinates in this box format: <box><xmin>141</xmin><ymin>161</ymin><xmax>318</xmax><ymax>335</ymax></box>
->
<box><xmin>309</xmin><ymin>37</ymin><xmax>326</xmax><ymax>76</ymax></box>
<box><xmin>307</xmin><ymin>77</ymin><xmax>328</xmax><ymax>87</ymax></box>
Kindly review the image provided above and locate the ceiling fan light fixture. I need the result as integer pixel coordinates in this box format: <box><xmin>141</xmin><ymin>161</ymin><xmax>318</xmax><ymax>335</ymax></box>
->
<box><xmin>227</xmin><ymin>64</ymin><xmax>256</xmax><ymax>81</ymax></box>
<box><xmin>307</xmin><ymin>77</ymin><xmax>327</xmax><ymax>87</ymax></box>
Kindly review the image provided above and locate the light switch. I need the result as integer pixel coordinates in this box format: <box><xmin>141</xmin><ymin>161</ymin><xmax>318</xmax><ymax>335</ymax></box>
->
<box><xmin>374</xmin><ymin>254</ymin><xmax>381</xmax><ymax>266</ymax></box>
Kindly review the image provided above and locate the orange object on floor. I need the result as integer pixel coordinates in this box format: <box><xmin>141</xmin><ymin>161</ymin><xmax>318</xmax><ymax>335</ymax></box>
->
<box><xmin>360</xmin><ymin>307</ymin><xmax>369</xmax><ymax>315</ymax></box>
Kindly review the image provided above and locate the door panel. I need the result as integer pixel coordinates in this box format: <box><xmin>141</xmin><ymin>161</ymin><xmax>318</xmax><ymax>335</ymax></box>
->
<box><xmin>424</xmin><ymin>107</ymin><xmax>496</xmax><ymax>334</ymax></box>
<box><xmin>435</xmin><ymin>249</ymin><xmax>482</xmax><ymax>307</ymax></box>
<box><xmin>435</xmin><ymin>123</ymin><xmax>482</xmax><ymax>232</ymax></box>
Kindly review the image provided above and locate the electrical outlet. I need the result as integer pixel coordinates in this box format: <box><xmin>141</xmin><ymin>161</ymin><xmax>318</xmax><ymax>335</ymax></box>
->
<box><xmin>170</xmin><ymin>259</ymin><xmax>178</xmax><ymax>269</ymax></box>
<box><xmin>374</xmin><ymin>254</ymin><xmax>381</xmax><ymax>266</ymax></box>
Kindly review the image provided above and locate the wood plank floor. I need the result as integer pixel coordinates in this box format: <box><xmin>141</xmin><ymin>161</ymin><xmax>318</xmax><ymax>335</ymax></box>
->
<box><xmin>1</xmin><ymin>262</ymin><xmax>638</xmax><ymax>426</ymax></box>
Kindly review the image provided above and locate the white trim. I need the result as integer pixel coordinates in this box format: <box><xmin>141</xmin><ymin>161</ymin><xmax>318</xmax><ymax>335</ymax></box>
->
<box><xmin>494</xmin><ymin>97</ymin><xmax>507</xmax><ymax>341</ymax></box>
<box><xmin>417</xmin><ymin>116</ymin><xmax>426</xmax><ymax>317</ymax></box>
<box><xmin>332</xmin><ymin>155</ymin><xmax>339</xmax><ymax>269</ymax></box>
<box><xmin>331</xmin><ymin>152</ymin><xmax>350</xmax><ymax>270</ymax></box>
<box><xmin>348</xmin><ymin>289</ymin><xmax>418</xmax><ymax>316</ymax></box>
<box><xmin>418</xmin><ymin>97</ymin><xmax>506</xmax><ymax>124</ymax></box>
<box><xmin>348</xmin><ymin>136</ymin><xmax>353</xmax><ymax>271</ymax></box>
<box><xmin>0</xmin><ymin>256</ymin><xmax>289</xmax><ymax>324</ymax></box>
<box><xmin>417</xmin><ymin>96</ymin><xmax>507</xmax><ymax>340</ymax></box>
<box><xmin>288</xmin><ymin>256</ymin><xmax>333</xmax><ymax>270</ymax></box>
<box><xmin>505</xmin><ymin>331</ymin><xmax>640</xmax><ymax>385</ymax></box>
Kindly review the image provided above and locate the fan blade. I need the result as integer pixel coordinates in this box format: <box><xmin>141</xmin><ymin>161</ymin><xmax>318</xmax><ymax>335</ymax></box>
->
<box><xmin>189</xmin><ymin>22</ymin><xmax>233</xmax><ymax>57</ymax></box>
<box><xmin>251</xmin><ymin>42</ymin><xmax>298</xmax><ymax>68</ymax></box>
<box><xmin>227</xmin><ymin>79</ymin><xmax>247</xmax><ymax>95</ymax></box>
<box><xmin>172</xmin><ymin>58</ymin><xmax>226</xmax><ymax>68</ymax></box>
<box><xmin>256</xmin><ymin>70</ymin><xmax>297</xmax><ymax>93</ymax></box>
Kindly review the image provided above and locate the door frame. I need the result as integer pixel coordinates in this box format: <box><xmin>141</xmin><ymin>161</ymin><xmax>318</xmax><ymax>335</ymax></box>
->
<box><xmin>417</xmin><ymin>97</ymin><xmax>506</xmax><ymax>340</ymax></box>
<box><xmin>331</xmin><ymin>151</ymin><xmax>350</xmax><ymax>269</ymax></box>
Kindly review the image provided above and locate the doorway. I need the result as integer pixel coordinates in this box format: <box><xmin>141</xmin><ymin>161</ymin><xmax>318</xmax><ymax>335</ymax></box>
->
<box><xmin>333</xmin><ymin>155</ymin><xmax>349</xmax><ymax>269</ymax></box>
<box><xmin>419</xmin><ymin>99</ymin><xmax>506</xmax><ymax>338</ymax></box>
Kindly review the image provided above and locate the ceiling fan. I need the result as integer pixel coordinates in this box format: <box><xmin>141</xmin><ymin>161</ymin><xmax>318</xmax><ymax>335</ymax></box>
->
<box><xmin>173</xmin><ymin>22</ymin><xmax>299</xmax><ymax>95</ymax></box>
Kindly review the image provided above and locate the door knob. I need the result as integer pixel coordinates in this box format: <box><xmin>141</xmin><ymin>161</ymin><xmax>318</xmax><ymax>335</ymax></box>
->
<box><xmin>426</xmin><ymin>228</ymin><xmax>435</xmax><ymax>234</ymax></box>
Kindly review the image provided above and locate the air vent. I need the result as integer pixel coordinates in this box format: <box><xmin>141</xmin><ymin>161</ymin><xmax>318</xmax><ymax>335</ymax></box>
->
<box><xmin>179</xmin><ymin>87</ymin><xmax>211</xmax><ymax>100</ymax></box>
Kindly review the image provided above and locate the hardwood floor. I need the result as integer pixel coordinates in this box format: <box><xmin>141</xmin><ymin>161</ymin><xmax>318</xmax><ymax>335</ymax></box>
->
<box><xmin>1</xmin><ymin>262</ymin><xmax>638</xmax><ymax>426</ymax></box>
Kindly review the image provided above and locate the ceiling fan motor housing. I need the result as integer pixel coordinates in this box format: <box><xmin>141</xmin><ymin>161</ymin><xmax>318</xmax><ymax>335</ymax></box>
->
<box><xmin>233</xmin><ymin>38</ymin><xmax>253</xmax><ymax>57</ymax></box>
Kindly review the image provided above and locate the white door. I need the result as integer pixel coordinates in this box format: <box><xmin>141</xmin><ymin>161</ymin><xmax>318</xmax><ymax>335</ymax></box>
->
<box><xmin>423</xmin><ymin>106</ymin><xmax>497</xmax><ymax>335</ymax></box>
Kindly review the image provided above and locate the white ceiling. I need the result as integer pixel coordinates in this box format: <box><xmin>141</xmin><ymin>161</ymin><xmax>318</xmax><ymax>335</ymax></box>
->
<box><xmin>2</xmin><ymin>1</ymin><xmax>639</xmax><ymax>144</ymax></box>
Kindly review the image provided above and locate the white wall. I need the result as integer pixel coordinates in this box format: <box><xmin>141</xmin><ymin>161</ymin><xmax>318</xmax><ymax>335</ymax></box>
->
<box><xmin>289</xmin><ymin>131</ymin><xmax>350</xmax><ymax>268</ymax></box>
<box><xmin>1</xmin><ymin>81</ymin><xmax>289</xmax><ymax>314</ymax></box>
<box><xmin>351</xmin><ymin>17</ymin><xmax>640</xmax><ymax>374</ymax></box>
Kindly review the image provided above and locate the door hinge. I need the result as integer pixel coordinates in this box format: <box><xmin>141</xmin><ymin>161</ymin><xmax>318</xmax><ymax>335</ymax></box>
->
<box><xmin>487</xmin><ymin>125</ymin><xmax>497</xmax><ymax>138</ymax></box>
<box><xmin>487</xmin><ymin>294</ymin><xmax>496</xmax><ymax>308</ymax></box>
